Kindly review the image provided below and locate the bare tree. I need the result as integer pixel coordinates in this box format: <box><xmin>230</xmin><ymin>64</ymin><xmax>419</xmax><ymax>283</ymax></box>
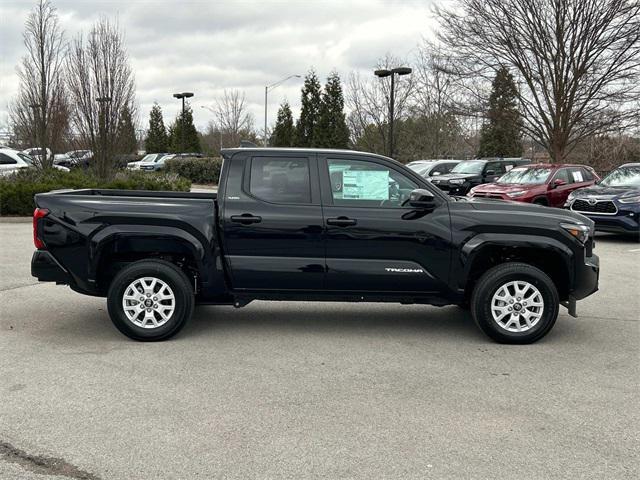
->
<box><xmin>8</xmin><ymin>0</ymin><xmax>68</xmax><ymax>168</ymax></box>
<box><xmin>436</xmin><ymin>0</ymin><xmax>640</xmax><ymax>161</ymax></box>
<box><xmin>345</xmin><ymin>54</ymin><xmax>414</xmax><ymax>156</ymax></box>
<box><xmin>214</xmin><ymin>90</ymin><xmax>254</xmax><ymax>147</ymax></box>
<box><xmin>66</xmin><ymin>17</ymin><xmax>136</xmax><ymax>179</ymax></box>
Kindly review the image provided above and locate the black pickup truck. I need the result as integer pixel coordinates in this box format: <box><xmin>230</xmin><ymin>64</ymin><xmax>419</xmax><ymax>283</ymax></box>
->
<box><xmin>31</xmin><ymin>148</ymin><xmax>599</xmax><ymax>343</ymax></box>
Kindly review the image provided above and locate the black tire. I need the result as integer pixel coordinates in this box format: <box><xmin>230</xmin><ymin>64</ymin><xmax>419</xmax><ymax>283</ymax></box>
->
<box><xmin>470</xmin><ymin>262</ymin><xmax>559</xmax><ymax>344</ymax></box>
<box><xmin>107</xmin><ymin>260</ymin><xmax>194</xmax><ymax>341</ymax></box>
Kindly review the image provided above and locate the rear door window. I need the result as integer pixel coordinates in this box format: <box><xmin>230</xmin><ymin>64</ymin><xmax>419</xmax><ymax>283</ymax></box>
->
<box><xmin>249</xmin><ymin>157</ymin><xmax>311</xmax><ymax>204</ymax></box>
<box><xmin>0</xmin><ymin>153</ymin><xmax>17</xmax><ymax>165</ymax></box>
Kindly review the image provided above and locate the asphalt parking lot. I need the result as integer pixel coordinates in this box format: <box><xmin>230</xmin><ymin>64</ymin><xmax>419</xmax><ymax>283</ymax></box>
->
<box><xmin>0</xmin><ymin>220</ymin><xmax>638</xmax><ymax>480</ymax></box>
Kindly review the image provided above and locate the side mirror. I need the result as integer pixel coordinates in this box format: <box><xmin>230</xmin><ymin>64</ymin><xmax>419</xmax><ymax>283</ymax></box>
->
<box><xmin>485</xmin><ymin>170</ymin><xmax>496</xmax><ymax>176</ymax></box>
<box><xmin>408</xmin><ymin>189</ymin><xmax>436</xmax><ymax>209</ymax></box>
<box><xmin>553</xmin><ymin>178</ymin><xmax>567</xmax><ymax>188</ymax></box>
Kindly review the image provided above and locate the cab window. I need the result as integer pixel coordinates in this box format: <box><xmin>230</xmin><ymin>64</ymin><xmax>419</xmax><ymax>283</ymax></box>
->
<box><xmin>327</xmin><ymin>158</ymin><xmax>417</xmax><ymax>208</ymax></box>
<box><xmin>249</xmin><ymin>157</ymin><xmax>311</xmax><ymax>204</ymax></box>
<box><xmin>0</xmin><ymin>153</ymin><xmax>17</xmax><ymax>165</ymax></box>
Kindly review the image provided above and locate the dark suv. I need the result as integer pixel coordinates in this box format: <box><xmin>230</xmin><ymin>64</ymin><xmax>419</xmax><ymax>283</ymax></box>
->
<box><xmin>431</xmin><ymin>158</ymin><xmax>530</xmax><ymax>196</ymax></box>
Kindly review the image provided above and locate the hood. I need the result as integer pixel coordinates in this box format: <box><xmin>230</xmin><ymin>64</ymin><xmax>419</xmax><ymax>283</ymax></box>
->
<box><xmin>431</xmin><ymin>172</ymin><xmax>478</xmax><ymax>183</ymax></box>
<box><xmin>570</xmin><ymin>184</ymin><xmax>640</xmax><ymax>200</ymax></box>
<box><xmin>460</xmin><ymin>196</ymin><xmax>592</xmax><ymax>225</ymax></box>
<box><xmin>473</xmin><ymin>182</ymin><xmax>544</xmax><ymax>194</ymax></box>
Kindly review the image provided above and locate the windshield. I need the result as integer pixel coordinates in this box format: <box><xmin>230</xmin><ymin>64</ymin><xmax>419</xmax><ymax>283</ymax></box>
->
<box><xmin>408</xmin><ymin>163</ymin><xmax>431</xmax><ymax>175</ymax></box>
<box><xmin>498</xmin><ymin>167</ymin><xmax>552</xmax><ymax>184</ymax></box>
<box><xmin>451</xmin><ymin>161</ymin><xmax>484</xmax><ymax>175</ymax></box>
<box><xmin>601</xmin><ymin>167</ymin><xmax>640</xmax><ymax>187</ymax></box>
<box><xmin>140</xmin><ymin>154</ymin><xmax>156</xmax><ymax>163</ymax></box>
<box><xmin>18</xmin><ymin>153</ymin><xmax>34</xmax><ymax>165</ymax></box>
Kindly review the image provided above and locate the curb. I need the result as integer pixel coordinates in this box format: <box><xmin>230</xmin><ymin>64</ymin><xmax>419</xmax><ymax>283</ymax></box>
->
<box><xmin>0</xmin><ymin>217</ymin><xmax>31</xmax><ymax>223</ymax></box>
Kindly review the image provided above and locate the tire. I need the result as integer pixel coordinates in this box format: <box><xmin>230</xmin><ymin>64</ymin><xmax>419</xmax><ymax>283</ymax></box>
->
<box><xmin>470</xmin><ymin>262</ymin><xmax>559</xmax><ymax>344</ymax></box>
<box><xmin>107</xmin><ymin>260</ymin><xmax>194</xmax><ymax>341</ymax></box>
<box><xmin>533</xmin><ymin>197</ymin><xmax>548</xmax><ymax>206</ymax></box>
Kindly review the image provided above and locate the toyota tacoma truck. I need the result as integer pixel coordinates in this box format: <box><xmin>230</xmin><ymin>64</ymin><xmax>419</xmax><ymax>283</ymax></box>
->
<box><xmin>31</xmin><ymin>148</ymin><xmax>599</xmax><ymax>343</ymax></box>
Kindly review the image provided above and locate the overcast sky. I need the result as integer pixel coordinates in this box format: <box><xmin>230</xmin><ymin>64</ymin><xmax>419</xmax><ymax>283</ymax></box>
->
<box><xmin>0</xmin><ymin>0</ymin><xmax>437</xmax><ymax>137</ymax></box>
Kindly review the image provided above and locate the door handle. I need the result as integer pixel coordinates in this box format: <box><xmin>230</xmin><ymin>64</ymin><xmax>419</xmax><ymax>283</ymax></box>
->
<box><xmin>326</xmin><ymin>216</ymin><xmax>357</xmax><ymax>227</ymax></box>
<box><xmin>230</xmin><ymin>213</ymin><xmax>262</xmax><ymax>225</ymax></box>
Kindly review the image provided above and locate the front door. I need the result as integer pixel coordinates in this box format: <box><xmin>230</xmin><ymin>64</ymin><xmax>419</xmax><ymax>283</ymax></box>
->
<box><xmin>221</xmin><ymin>152</ymin><xmax>324</xmax><ymax>291</ymax></box>
<box><xmin>320</xmin><ymin>154</ymin><xmax>452</xmax><ymax>294</ymax></box>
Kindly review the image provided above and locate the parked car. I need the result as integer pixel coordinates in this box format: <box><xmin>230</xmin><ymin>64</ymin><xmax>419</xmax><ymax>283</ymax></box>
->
<box><xmin>139</xmin><ymin>154</ymin><xmax>175</xmax><ymax>171</ymax></box>
<box><xmin>54</xmin><ymin>150</ymin><xmax>93</xmax><ymax>169</ymax></box>
<box><xmin>565</xmin><ymin>163</ymin><xmax>640</xmax><ymax>236</ymax></box>
<box><xmin>31</xmin><ymin>147</ymin><xmax>599</xmax><ymax>344</ymax></box>
<box><xmin>468</xmin><ymin>164</ymin><xmax>599</xmax><ymax>206</ymax></box>
<box><xmin>0</xmin><ymin>148</ymin><xmax>69</xmax><ymax>176</ymax></box>
<box><xmin>407</xmin><ymin>159</ymin><xmax>462</xmax><ymax>179</ymax></box>
<box><xmin>21</xmin><ymin>147</ymin><xmax>53</xmax><ymax>163</ymax></box>
<box><xmin>128</xmin><ymin>153</ymin><xmax>170</xmax><ymax>171</ymax></box>
<box><xmin>430</xmin><ymin>158</ymin><xmax>530</xmax><ymax>195</ymax></box>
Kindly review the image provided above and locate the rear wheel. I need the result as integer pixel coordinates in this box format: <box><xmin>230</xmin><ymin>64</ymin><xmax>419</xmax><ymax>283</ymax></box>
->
<box><xmin>471</xmin><ymin>262</ymin><xmax>559</xmax><ymax>344</ymax></box>
<box><xmin>107</xmin><ymin>260</ymin><xmax>194</xmax><ymax>341</ymax></box>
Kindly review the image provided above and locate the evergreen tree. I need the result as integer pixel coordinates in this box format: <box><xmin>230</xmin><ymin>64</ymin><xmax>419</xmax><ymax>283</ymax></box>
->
<box><xmin>116</xmin><ymin>105</ymin><xmax>138</xmax><ymax>154</ymax></box>
<box><xmin>144</xmin><ymin>103</ymin><xmax>168</xmax><ymax>153</ymax></box>
<box><xmin>294</xmin><ymin>70</ymin><xmax>322</xmax><ymax>147</ymax></box>
<box><xmin>168</xmin><ymin>103</ymin><xmax>200</xmax><ymax>153</ymax></box>
<box><xmin>478</xmin><ymin>67</ymin><xmax>523</xmax><ymax>158</ymax></box>
<box><xmin>313</xmin><ymin>72</ymin><xmax>350</xmax><ymax>148</ymax></box>
<box><xmin>270</xmin><ymin>102</ymin><xmax>295</xmax><ymax>147</ymax></box>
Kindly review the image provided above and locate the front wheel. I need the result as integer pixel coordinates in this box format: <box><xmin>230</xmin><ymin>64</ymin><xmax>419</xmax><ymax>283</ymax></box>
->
<box><xmin>471</xmin><ymin>262</ymin><xmax>559</xmax><ymax>344</ymax></box>
<box><xmin>107</xmin><ymin>260</ymin><xmax>194</xmax><ymax>341</ymax></box>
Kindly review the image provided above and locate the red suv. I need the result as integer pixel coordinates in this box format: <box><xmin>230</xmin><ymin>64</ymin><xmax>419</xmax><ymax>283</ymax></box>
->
<box><xmin>468</xmin><ymin>164</ymin><xmax>599</xmax><ymax>207</ymax></box>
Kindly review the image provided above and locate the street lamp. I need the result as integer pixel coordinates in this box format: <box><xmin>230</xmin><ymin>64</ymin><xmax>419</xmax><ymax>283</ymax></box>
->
<box><xmin>28</xmin><ymin>103</ymin><xmax>44</xmax><ymax>167</ymax></box>
<box><xmin>200</xmin><ymin>105</ymin><xmax>223</xmax><ymax>153</ymax></box>
<box><xmin>173</xmin><ymin>92</ymin><xmax>194</xmax><ymax>152</ymax></box>
<box><xmin>374</xmin><ymin>67</ymin><xmax>412</xmax><ymax>158</ymax></box>
<box><xmin>264</xmin><ymin>74</ymin><xmax>301</xmax><ymax>146</ymax></box>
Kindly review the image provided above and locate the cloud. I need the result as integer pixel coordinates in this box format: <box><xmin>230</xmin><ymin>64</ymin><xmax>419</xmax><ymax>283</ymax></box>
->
<box><xmin>0</xmin><ymin>0</ymin><xmax>436</xmax><ymax>139</ymax></box>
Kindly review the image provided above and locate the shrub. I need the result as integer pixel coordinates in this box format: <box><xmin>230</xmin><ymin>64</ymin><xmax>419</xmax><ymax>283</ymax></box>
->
<box><xmin>0</xmin><ymin>168</ymin><xmax>191</xmax><ymax>216</ymax></box>
<box><xmin>164</xmin><ymin>157</ymin><xmax>222</xmax><ymax>184</ymax></box>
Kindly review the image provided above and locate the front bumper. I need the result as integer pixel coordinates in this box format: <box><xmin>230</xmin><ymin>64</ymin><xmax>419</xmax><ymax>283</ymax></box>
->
<box><xmin>31</xmin><ymin>250</ymin><xmax>71</xmax><ymax>284</ymax></box>
<box><xmin>573</xmin><ymin>253</ymin><xmax>599</xmax><ymax>301</ymax></box>
<box><xmin>433</xmin><ymin>183</ymin><xmax>470</xmax><ymax>196</ymax></box>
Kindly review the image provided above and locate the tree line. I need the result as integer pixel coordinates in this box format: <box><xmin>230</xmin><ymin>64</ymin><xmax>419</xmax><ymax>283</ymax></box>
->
<box><xmin>8</xmin><ymin>0</ymin><xmax>640</xmax><ymax>176</ymax></box>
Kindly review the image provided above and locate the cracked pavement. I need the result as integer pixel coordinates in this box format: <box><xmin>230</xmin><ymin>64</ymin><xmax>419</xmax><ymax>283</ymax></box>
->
<box><xmin>1</xmin><ymin>221</ymin><xmax>638</xmax><ymax>479</ymax></box>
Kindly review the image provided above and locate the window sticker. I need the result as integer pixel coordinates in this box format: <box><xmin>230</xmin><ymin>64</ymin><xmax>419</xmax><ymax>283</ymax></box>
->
<box><xmin>341</xmin><ymin>170</ymin><xmax>390</xmax><ymax>200</ymax></box>
<box><xmin>571</xmin><ymin>170</ymin><xmax>583</xmax><ymax>182</ymax></box>
<box><xmin>505</xmin><ymin>164</ymin><xmax>514</xmax><ymax>171</ymax></box>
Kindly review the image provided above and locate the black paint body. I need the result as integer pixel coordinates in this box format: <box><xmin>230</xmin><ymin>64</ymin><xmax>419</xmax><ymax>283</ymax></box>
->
<box><xmin>32</xmin><ymin>148</ymin><xmax>599</xmax><ymax>308</ymax></box>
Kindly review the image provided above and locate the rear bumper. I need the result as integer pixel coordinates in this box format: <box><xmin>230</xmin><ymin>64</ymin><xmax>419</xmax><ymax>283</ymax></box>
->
<box><xmin>31</xmin><ymin>250</ymin><xmax>71</xmax><ymax>284</ymax></box>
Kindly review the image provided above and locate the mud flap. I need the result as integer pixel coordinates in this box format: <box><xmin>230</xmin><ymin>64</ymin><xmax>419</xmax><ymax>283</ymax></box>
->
<box><xmin>561</xmin><ymin>296</ymin><xmax>577</xmax><ymax>318</ymax></box>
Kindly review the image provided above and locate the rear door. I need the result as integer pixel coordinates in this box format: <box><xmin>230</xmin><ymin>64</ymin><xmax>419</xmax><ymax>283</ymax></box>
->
<box><xmin>220</xmin><ymin>152</ymin><xmax>324</xmax><ymax>291</ymax></box>
<box><xmin>320</xmin><ymin>154</ymin><xmax>452</xmax><ymax>294</ymax></box>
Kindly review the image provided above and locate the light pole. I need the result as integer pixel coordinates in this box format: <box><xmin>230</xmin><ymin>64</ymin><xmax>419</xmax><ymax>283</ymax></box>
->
<box><xmin>173</xmin><ymin>92</ymin><xmax>194</xmax><ymax>152</ymax></box>
<box><xmin>264</xmin><ymin>74</ymin><xmax>301</xmax><ymax>146</ymax></box>
<box><xmin>200</xmin><ymin>105</ymin><xmax>223</xmax><ymax>153</ymax></box>
<box><xmin>374</xmin><ymin>67</ymin><xmax>412</xmax><ymax>158</ymax></box>
<box><xmin>28</xmin><ymin>103</ymin><xmax>44</xmax><ymax>167</ymax></box>
<box><xmin>96</xmin><ymin>96</ymin><xmax>112</xmax><ymax>177</ymax></box>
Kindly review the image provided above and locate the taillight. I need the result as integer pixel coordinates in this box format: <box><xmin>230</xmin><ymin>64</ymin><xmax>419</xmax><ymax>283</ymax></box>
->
<box><xmin>33</xmin><ymin>208</ymin><xmax>49</xmax><ymax>249</ymax></box>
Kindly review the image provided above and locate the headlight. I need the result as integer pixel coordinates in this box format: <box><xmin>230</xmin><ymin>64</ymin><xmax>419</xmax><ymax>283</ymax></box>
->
<box><xmin>619</xmin><ymin>194</ymin><xmax>640</xmax><ymax>204</ymax></box>
<box><xmin>560</xmin><ymin>222</ymin><xmax>590</xmax><ymax>244</ymax></box>
<box><xmin>449</xmin><ymin>179</ymin><xmax>465</xmax><ymax>185</ymax></box>
<box><xmin>506</xmin><ymin>190</ymin><xmax>527</xmax><ymax>198</ymax></box>
<box><xmin>567</xmin><ymin>191</ymin><xmax>578</xmax><ymax>201</ymax></box>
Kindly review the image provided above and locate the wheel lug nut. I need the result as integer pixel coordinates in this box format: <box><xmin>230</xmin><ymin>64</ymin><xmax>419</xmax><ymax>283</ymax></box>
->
<box><xmin>508</xmin><ymin>307</ymin><xmax>513</xmax><ymax>311</ymax></box>
<box><xmin>153</xmin><ymin>297</ymin><xmax>157</xmax><ymax>301</ymax></box>
<box><xmin>147</xmin><ymin>308</ymin><xmax>151</xmax><ymax>312</ymax></box>
<box><xmin>153</xmin><ymin>304</ymin><xmax>158</xmax><ymax>308</ymax></box>
<box><xmin>140</xmin><ymin>297</ymin><xmax>144</xmax><ymax>301</ymax></box>
<box><xmin>509</xmin><ymin>299</ymin><xmax>514</xmax><ymax>304</ymax></box>
<box><xmin>517</xmin><ymin>297</ymin><xmax>521</xmax><ymax>301</ymax></box>
<box><xmin>146</xmin><ymin>293</ymin><xmax>151</xmax><ymax>297</ymax></box>
<box><xmin>523</xmin><ymin>302</ymin><xmax>527</xmax><ymax>306</ymax></box>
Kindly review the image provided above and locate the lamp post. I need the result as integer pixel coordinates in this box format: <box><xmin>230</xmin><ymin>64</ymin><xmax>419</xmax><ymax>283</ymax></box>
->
<box><xmin>96</xmin><ymin>96</ymin><xmax>112</xmax><ymax>177</ymax></box>
<box><xmin>200</xmin><ymin>105</ymin><xmax>223</xmax><ymax>153</ymax></box>
<box><xmin>173</xmin><ymin>92</ymin><xmax>194</xmax><ymax>152</ymax></box>
<box><xmin>374</xmin><ymin>67</ymin><xmax>412</xmax><ymax>158</ymax></box>
<box><xmin>264</xmin><ymin>74</ymin><xmax>301</xmax><ymax>146</ymax></box>
<box><xmin>28</xmin><ymin>103</ymin><xmax>44</xmax><ymax>167</ymax></box>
